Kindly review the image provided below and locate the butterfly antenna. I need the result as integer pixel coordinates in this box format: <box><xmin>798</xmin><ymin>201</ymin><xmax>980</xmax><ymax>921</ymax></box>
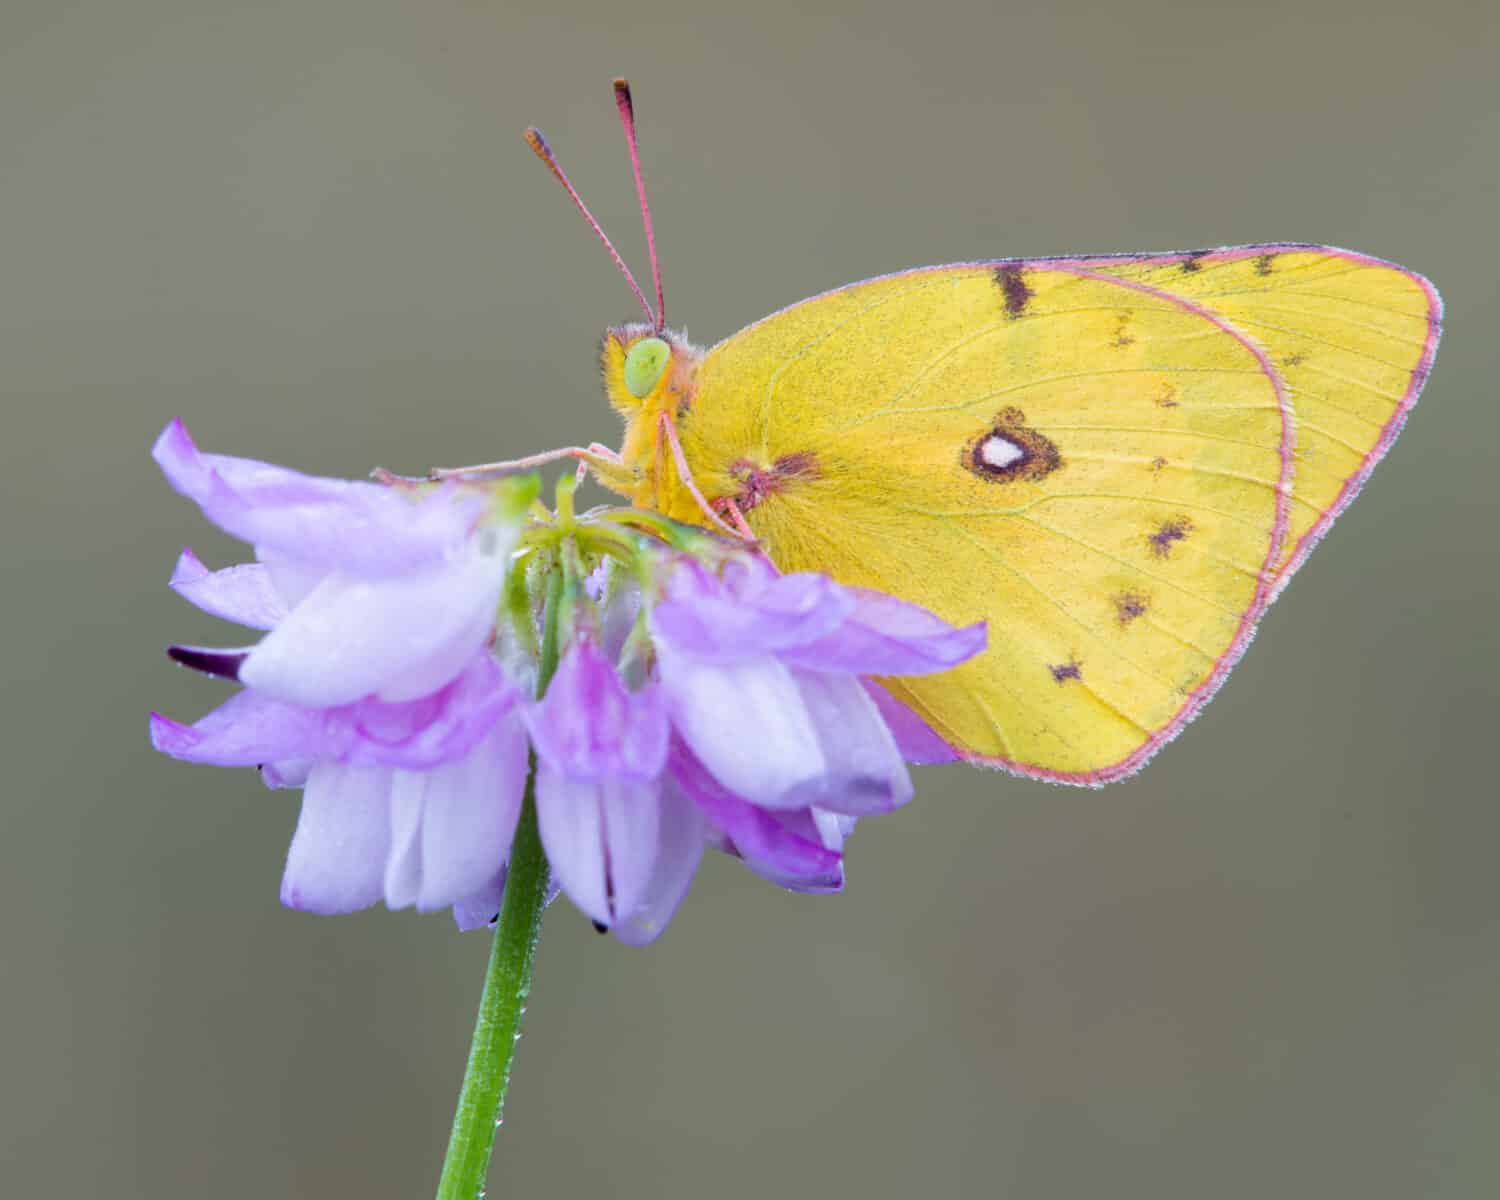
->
<box><xmin>524</xmin><ymin>125</ymin><xmax>656</xmax><ymax>326</ymax></box>
<box><xmin>613</xmin><ymin>79</ymin><xmax>665</xmax><ymax>332</ymax></box>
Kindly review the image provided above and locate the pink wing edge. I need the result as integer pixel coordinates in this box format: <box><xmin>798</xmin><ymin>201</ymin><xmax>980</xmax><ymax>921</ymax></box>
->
<box><xmin>719</xmin><ymin>244</ymin><xmax>1441</xmax><ymax>787</ymax></box>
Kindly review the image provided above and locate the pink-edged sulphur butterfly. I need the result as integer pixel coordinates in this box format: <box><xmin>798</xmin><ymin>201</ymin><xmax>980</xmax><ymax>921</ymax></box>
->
<box><xmin>493</xmin><ymin>80</ymin><xmax>1442</xmax><ymax>786</ymax></box>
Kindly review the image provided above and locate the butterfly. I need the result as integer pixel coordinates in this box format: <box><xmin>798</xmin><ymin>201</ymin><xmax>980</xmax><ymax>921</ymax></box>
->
<box><xmin>490</xmin><ymin>80</ymin><xmax>1442</xmax><ymax>786</ymax></box>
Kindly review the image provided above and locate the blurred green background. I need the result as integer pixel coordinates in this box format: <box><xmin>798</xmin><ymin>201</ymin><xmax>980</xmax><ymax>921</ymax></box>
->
<box><xmin>3</xmin><ymin>1</ymin><xmax>1496</xmax><ymax>1196</ymax></box>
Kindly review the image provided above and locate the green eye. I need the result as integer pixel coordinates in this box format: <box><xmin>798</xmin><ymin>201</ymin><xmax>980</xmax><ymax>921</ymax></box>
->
<box><xmin>623</xmin><ymin>337</ymin><xmax>671</xmax><ymax>399</ymax></box>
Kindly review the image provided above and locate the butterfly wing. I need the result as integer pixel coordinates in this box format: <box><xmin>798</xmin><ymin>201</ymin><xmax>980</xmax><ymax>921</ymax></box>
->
<box><xmin>1084</xmin><ymin>246</ymin><xmax>1442</xmax><ymax>591</ymax></box>
<box><xmin>677</xmin><ymin>246</ymin><xmax>1438</xmax><ymax>783</ymax></box>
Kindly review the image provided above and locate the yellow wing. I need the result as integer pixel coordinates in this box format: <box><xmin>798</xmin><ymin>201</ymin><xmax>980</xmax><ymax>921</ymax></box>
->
<box><xmin>658</xmin><ymin>247</ymin><xmax>1439</xmax><ymax>783</ymax></box>
<box><xmin>1086</xmin><ymin>246</ymin><xmax>1440</xmax><ymax>591</ymax></box>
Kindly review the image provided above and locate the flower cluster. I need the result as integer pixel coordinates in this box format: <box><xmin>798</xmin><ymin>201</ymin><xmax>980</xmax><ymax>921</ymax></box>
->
<box><xmin>151</xmin><ymin>421</ymin><xmax>985</xmax><ymax>944</ymax></box>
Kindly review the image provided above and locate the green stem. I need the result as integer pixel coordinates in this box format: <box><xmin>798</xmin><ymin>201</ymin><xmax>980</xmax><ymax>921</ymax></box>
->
<box><xmin>434</xmin><ymin>566</ymin><xmax>566</xmax><ymax>1200</ymax></box>
<box><xmin>434</xmin><ymin>779</ymin><xmax>548</xmax><ymax>1200</ymax></box>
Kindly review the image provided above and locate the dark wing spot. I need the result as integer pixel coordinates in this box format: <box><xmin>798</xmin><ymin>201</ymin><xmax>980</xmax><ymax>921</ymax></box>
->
<box><xmin>994</xmin><ymin>264</ymin><xmax>1032</xmax><ymax>318</ymax></box>
<box><xmin>1254</xmin><ymin>253</ymin><xmax>1276</xmax><ymax>276</ymax></box>
<box><xmin>1112</xmin><ymin>313</ymin><xmax>1136</xmax><ymax>348</ymax></box>
<box><xmin>727</xmin><ymin>451</ymin><xmax>823</xmax><ymax>512</ymax></box>
<box><xmin>1050</xmin><ymin>659</ymin><xmax>1082</xmax><ymax>683</ymax></box>
<box><xmin>1155</xmin><ymin>383</ymin><xmax>1179</xmax><ymax>408</ymax></box>
<box><xmin>1283</xmin><ymin>352</ymin><xmax>1306</xmax><ymax>368</ymax></box>
<box><xmin>1148</xmin><ymin>516</ymin><xmax>1194</xmax><ymax>558</ymax></box>
<box><xmin>964</xmin><ymin>407</ymin><xmax>1062</xmax><ymax>483</ymax></box>
<box><xmin>1150</xmin><ymin>456</ymin><xmax>1168</xmax><ymax>472</ymax></box>
<box><xmin>1180</xmin><ymin>251</ymin><xmax>1208</xmax><ymax>274</ymax></box>
<box><xmin>1113</xmin><ymin>590</ymin><xmax>1150</xmax><ymax>627</ymax></box>
<box><xmin>773</xmin><ymin>451</ymin><xmax>821</xmax><ymax>480</ymax></box>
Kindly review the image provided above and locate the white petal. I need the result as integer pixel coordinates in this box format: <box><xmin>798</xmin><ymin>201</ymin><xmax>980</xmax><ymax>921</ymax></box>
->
<box><xmin>535</xmin><ymin>764</ymin><xmax>609</xmax><ymax>925</ymax></box>
<box><xmin>613</xmin><ymin>777</ymin><xmax>705</xmax><ymax>947</ymax></box>
<box><xmin>535</xmin><ymin>769</ymin><xmax>661</xmax><ymax>927</ymax></box>
<box><xmin>416</xmin><ymin>717</ymin><xmax>528</xmax><ymax>912</ymax></box>
<box><xmin>786</xmin><ymin>671</ymin><xmax>914</xmax><ymax>815</ymax></box>
<box><xmin>280</xmin><ymin>763</ymin><xmax>393</xmax><ymax>914</ymax></box>
<box><xmin>240</xmin><ymin>548</ymin><xmax>504</xmax><ymax>708</ymax></box>
<box><xmin>657</xmin><ymin>644</ymin><xmax>825</xmax><ymax>809</ymax></box>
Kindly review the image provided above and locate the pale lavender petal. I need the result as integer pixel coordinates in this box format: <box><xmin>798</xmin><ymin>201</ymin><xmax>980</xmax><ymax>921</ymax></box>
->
<box><xmin>814</xmin><ymin>808</ymin><xmax>858</xmax><ymax>848</ymax></box>
<box><xmin>669</xmin><ymin>741</ymin><xmax>840</xmax><ymax>881</ymax></box>
<box><xmin>782</xmin><ymin>588</ymin><xmax>987</xmax><ymax>675</ymax></box>
<box><xmin>535</xmin><ymin>768</ymin><xmax>660</xmax><ymax>927</ymax></box>
<box><xmin>598</xmin><ymin>778</ymin><xmax>661</xmax><ymax>925</ymax></box>
<box><xmin>525</xmin><ymin>637</ymin><xmax>668</xmax><ymax>781</ymax></box>
<box><xmin>149</xmin><ymin>691</ymin><xmax>329</xmax><ymax>767</ymax></box>
<box><xmin>656</xmin><ymin>643</ymin><xmax>825</xmax><ymax>809</ymax></box>
<box><xmin>784</xmin><ymin>671</ymin><xmax>913</xmax><ymax>815</ymax></box>
<box><xmin>260</xmin><ymin>759</ymin><xmax>314</xmax><ymax>789</ymax></box>
<box><xmin>612</xmin><ymin>776</ymin><xmax>705</xmax><ymax>947</ymax></box>
<box><xmin>412</xmin><ymin>717</ymin><xmax>528</xmax><ymax>911</ymax></box>
<box><xmin>152</xmin><ymin>419</ymin><xmax>485</xmax><ymax>576</ymax></box>
<box><xmin>452</xmin><ymin>870</ymin><xmax>507</xmax><ymax>931</ymax></box>
<box><xmin>384</xmin><ymin>770</ymin><xmax>426</xmax><ymax>909</ymax></box>
<box><xmin>649</xmin><ymin>561</ymin><xmax>853</xmax><ymax>663</ymax></box>
<box><xmin>254</xmin><ymin>548</ymin><xmax>327</xmax><ymax>610</ymax></box>
<box><xmin>239</xmin><ymin>550</ymin><xmax>504</xmax><ymax>708</ymax></box>
<box><xmin>535</xmin><ymin>764</ymin><xmax>607</xmax><ymax>923</ymax></box>
<box><xmin>169</xmin><ymin>548</ymin><xmax>287</xmax><ymax>630</ymax></box>
<box><xmin>280</xmin><ymin>763</ymin><xmax>393</xmax><ymax>914</ymax></box>
<box><xmin>864</xmin><ymin>682</ymin><xmax>961</xmax><ymax>764</ymax></box>
<box><xmin>589</xmin><ymin>561</ymin><xmax>642</xmax><ymax>659</ymax></box>
<box><xmin>343</xmin><ymin>654</ymin><xmax>521</xmax><ymax>771</ymax></box>
<box><xmin>381</xmin><ymin>720</ymin><xmax>525</xmax><ymax>914</ymax></box>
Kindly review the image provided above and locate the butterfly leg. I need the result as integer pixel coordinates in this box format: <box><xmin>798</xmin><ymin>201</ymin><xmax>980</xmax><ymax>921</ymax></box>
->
<box><xmin>715</xmin><ymin>496</ymin><xmax>755</xmax><ymax>539</ymax></box>
<box><xmin>369</xmin><ymin>445</ymin><xmax>635</xmax><ymax>494</ymax></box>
<box><xmin>575</xmin><ymin>442</ymin><xmax>623</xmax><ymax>484</ymax></box>
<box><xmin>657</xmin><ymin>414</ymin><xmax>750</xmax><ymax>540</ymax></box>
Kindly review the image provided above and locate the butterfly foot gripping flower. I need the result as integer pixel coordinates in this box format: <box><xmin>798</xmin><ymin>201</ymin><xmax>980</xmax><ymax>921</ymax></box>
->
<box><xmin>151</xmin><ymin>420</ymin><xmax>985</xmax><ymax>943</ymax></box>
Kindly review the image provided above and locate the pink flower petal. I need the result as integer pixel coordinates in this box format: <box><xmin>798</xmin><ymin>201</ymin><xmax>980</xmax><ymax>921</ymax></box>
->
<box><xmin>152</xmin><ymin>418</ymin><xmax>484</xmax><ymax>577</ymax></box>
<box><xmin>650</xmin><ymin>561</ymin><xmax>853</xmax><ymax>663</ymax></box>
<box><xmin>525</xmin><ymin>636</ymin><xmax>668</xmax><ymax>781</ymax></box>
<box><xmin>782</xmin><ymin>588</ymin><xmax>987</xmax><ymax>675</ymax></box>
<box><xmin>863</xmin><ymin>683</ymin><xmax>961</xmax><ymax>763</ymax></box>
<box><xmin>669</xmin><ymin>741</ymin><xmax>840</xmax><ymax>881</ymax></box>
<box><xmin>169</xmin><ymin>548</ymin><xmax>288</xmax><ymax>630</ymax></box>
<box><xmin>149</xmin><ymin>691</ymin><xmax>329</xmax><ymax>767</ymax></box>
<box><xmin>342</xmin><ymin>654</ymin><xmax>521</xmax><ymax>771</ymax></box>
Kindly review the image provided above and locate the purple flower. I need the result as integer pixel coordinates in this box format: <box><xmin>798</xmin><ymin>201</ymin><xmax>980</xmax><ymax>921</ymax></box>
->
<box><xmin>649</xmin><ymin>556</ymin><xmax>983</xmax><ymax>817</ymax></box>
<box><xmin>151</xmin><ymin>421</ymin><xmax>987</xmax><ymax>944</ymax></box>
<box><xmin>150</xmin><ymin>421</ymin><xmax>526</xmax><ymax>919</ymax></box>
<box><xmin>518</xmin><ymin>555</ymin><xmax>985</xmax><ymax>942</ymax></box>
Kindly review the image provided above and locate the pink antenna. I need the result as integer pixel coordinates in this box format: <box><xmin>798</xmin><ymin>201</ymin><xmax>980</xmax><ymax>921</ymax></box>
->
<box><xmin>613</xmin><ymin>79</ymin><xmax>665</xmax><ymax>331</ymax></box>
<box><xmin>524</xmin><ymin>126</ymin><xmax>656</xmax><ymax>326</ymax></box>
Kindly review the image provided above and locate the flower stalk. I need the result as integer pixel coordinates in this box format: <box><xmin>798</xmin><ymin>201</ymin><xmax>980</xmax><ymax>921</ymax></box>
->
<box><xmin>434</xmin><ymin>568</ymin><xmax>564</xmax><ymax>1200</ymax></box>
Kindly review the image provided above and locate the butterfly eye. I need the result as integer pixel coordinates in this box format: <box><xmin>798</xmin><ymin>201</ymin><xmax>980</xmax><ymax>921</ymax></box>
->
<box><xmin>623</xmin><ymin>337</ymin><xmax>671</xmax><ymax>398</ymax></box>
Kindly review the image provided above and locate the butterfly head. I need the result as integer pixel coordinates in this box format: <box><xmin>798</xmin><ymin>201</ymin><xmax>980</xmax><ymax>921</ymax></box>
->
<box><xmin>600</xmin><ymin>323</ymin><xmax>702</xmax><ymax>418</ymax></box>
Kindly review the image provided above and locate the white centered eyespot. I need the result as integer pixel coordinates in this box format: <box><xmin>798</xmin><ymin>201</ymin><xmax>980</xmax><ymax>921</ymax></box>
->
<box><xmin>979</xmin><ymin>434</ymin><xmax>1025</xmax><ymax>469</ymax></box>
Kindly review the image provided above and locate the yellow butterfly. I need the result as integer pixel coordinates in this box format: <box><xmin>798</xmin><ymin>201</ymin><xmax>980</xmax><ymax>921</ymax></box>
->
<box><xmin>510</xmin><ymin>81</ymin><xmax>1442</xmax><ymax>786</ymax></box>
